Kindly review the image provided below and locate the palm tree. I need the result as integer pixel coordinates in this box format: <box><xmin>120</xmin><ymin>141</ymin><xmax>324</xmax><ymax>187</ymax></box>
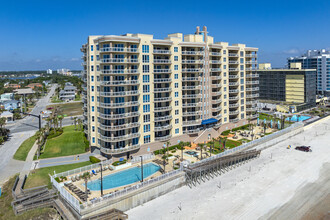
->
<box><xmin>0</xmin><ymin>117</ymin><xmax>6</xmax><ymax>129</ymax></box>
<box><xmin>166</xmin><ymin>141</ymin><xmax>170</xmax><ymax>157</ymax></box>
<box><xmin>82</xmin><ymin>172</ymin><xmax>91</xmax><ymax>201</ymax></box>
<box><xmin>73</xmin><ymin>117</ymin><xmax>77</xmax><ymax>131</ymax></box>
<box><xmin>223</xmin><ymin>137</ymin><xmax>228</xmax><ymax>150</ymax></box>
<box><xmin>36</xmin><ymin>131</ymin><xmax>42</xmax><ymax>159</ymax></box>
<box><xmin>58</xmin><ymin>115</ymin><xmax>63</xmax><ymax>129</ymax></box>
<box><xmin>198</xmin><ymin>143</ymin><xmax>204</xmax><ymax>160</ymax></box>
<box><xmin>247</xmin><ymin>117</ymin><xmax>252</xmax><ymax>132</ymax></box>
<box><xmin>297</xmin><ymin>114</ymin><xmax>301</xmax><ymax>122</ymax></box>
<box><xmin>178</xmin><ymin>141</ymin><xmax>184</xmax><ymax>162</ymax></box>
<box><xmin>217</xmin><ymin>136</ymin><xmax>222</xmax><ymax>151</ymax></box>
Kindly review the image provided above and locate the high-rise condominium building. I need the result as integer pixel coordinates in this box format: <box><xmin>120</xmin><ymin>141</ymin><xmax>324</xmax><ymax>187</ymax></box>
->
<box><xmin>81</xmin><ymin>26</ymin><xmax>258</xmax><ymax>158</ymax></box>
<box><xmin>288</xmin><ymin>49</ymin><xmax>330</xmax><ymax>96</ymax></box>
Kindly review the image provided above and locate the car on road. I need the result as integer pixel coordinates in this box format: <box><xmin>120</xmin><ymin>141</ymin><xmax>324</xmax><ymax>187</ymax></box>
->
<box><xmin>295</xmin><ymin>146</ymin><xmax>312</xmax><ymax>152</ymax></box>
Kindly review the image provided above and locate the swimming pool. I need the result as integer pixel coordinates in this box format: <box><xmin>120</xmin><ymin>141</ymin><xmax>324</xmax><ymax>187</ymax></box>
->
<box><xmin>286</xmin><ymin>115</ymin><xmax>311</xmax><ymax>122</ymax></box>
<box><xmin>86</xmin><ymin>163</ymin><xmax>160</xmax><ymax>191</ymax></box>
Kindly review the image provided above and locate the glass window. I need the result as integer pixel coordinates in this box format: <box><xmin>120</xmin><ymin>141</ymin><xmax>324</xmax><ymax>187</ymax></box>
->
<box><xmin>91</xmin><ymin>96</ymin><xmax>94</xmax><ymax>102</ymax></box>
<box><xmin>143</xmin><ymin>114</ymin><xmax>150</xmax><ymax>123</ymax></box>
<box><xmin>223</xmin><ymin>57</ymin><xmax>226</xmax><ymax>62</ymax></box>
<box><xmin>175</xmin><ymin>83</ymin><xmax>178</xmax><ymax>88</ymax></box>
<box><xmin>240</xmin><ymin>72</ymin><xmax>244</xmax><ymax>77</ymax></box>
<box><xmin>143</xmin><ymin>85</ymin><xmax>150</xmax><ymax>93</ymax></box>
<box><xmin>223</xmin><ymin>50</ymin><xmax>226</xmax><ymax>55</ymax></box>
<box><xmin>142</xmin><ymin>55</ymin><xmax>149</xmax><ymax>63</ymax></box>
<box><xmin>175</xmin><ymin>92</ymin><xmax>179</xmax><ymax>97</ymax></box>
<box><xmin>143</xmin><ymin>104</ymin><xmax>150</xmax><ymax>113</ymax></box>
<box><xmin>240</xmin><ymin>65</ymin><xmax>244</xmax><ymax>70</ymax></box>
<box><xmin>91</xmin><ymin>65</ymin><xmax>94</xmax><ymax>71</ymax></box>
<box><xmin>143</xmin><ymin>65</ymin><xmax>149</xmax><ymax>73</ymax></box>
<box><xmin>144</xmin><ymin>124</ymin><xmax>150</xmax><ymax>133</ymax></box>
<box><xmin>91</xmin><ymin>86</ymin><xmax>94</xmax><ymax>92</ymax></box>
<box><xmin>142</xmin><ymin>45</ymin><xmax>149</xmax><ymax>53</ymax></box>
<box><xmin>144</xmin><ymin>135</ymin><xmax>150</xmax><ymax>144</ymax></box>
<box><xmin>240</xmin><ymin>51</ymin><xmax>244</xmax><ymax>57</ymax></box>
<box><xmin>92</xmin><ymin>137</ymin><xmax>95</xmax><ymax>143</ymax></box>
<box><xmin>174</xmin><ymin>56</ymin><xmax>178</xmax><ymax>61</ymax></box>
<box><xmin>143</xmin><ymin>95</ymin><xmax>150</xmax><ymax>103</ymax></box>
<box><xmin>92</xmin><ymin>106</ymin><xmax>94</xmax><ymax>112</ymax></box>
<box><xmin>175</xmin><ymin>101</ymin><xmax>179</xmax><ymax>106</ymax></box>
<box><xmin>241</xmin><ymin>92</ymin><xmax>244</xmax><ymax>98</ymax></box>
<box><xmin>241</xmin><ymin>113</ymin><xmax>244</xmax><ymax>119</ymax></box>
<box><xmin>96</xmin><ymin>45</ymin><xmax>99</xmax><ymax>51</ymax></box>
<box><xmin>92</xmin><ymin>126</ymin><xmax>95</xmax><ymax>132</ymax></box>
<box><xmin>175</xmin><ymin>74</ymin><xmax>179</xmax><ymax>79</ymax></box>
<box><xmin>92</xmin><ymin>116</ymin><xmax>94</xmax><ymax>122</ymax></box>
<box><xmin>175</xmin><ymin>109</ymin><xmax>179</xmax><ymax>115</ymax></box>
<box><xmin>175</xmin><ymin>119</ymin><xmax>179</xmax><ymax>124</ymax></box>
<box><xmin>91</xmin><ymin>45</ymin><xmax>93</xmax><ymax>51</ymax></box>
<box><xmin>143</xmin><ymin>75</ymin><xmax>150</xmax><ymax>83</ymax></box>
<box><xmin>91</xmin><ymin>76</ymin><xmax>94</xmax><ymax>82</ymax></box>
<box><xmin>175</xmin><ymin>128</ymin><xmax>179</xmax><ymax>134</ymax></box>
<box><xmin>240</xmin><ymin>58</ymin><xmax>244</xmax><ymax>63</ymax></box>
<box><xmin>174</xmin><ymin>47</ymin><xmax>178</xmax><ymax>52</ymax></box>
<box><xmin>91</xmin><ymin>55</ymin><xmax>94</xmax><ymax>61</ymax></box>
<box><xmin>240</xmin><ymin>79</ymin><xmax>244</xmax><ymax>84</ymax></box>
<box><xmin>223</xmin><ymin>65</ymin><xmax>226</xmax><ymax>70</ymax></box>
<box><xmin>174</xmin><ymin>65</ymin><xmax>178</xmax><ymax>70</ymax></box>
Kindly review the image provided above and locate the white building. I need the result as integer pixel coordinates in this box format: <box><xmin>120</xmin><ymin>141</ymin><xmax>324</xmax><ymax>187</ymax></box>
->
<box><xmin>47</xmin><ymin>69</ymin><xmax>53</xmax><ymax>74</ymax></box>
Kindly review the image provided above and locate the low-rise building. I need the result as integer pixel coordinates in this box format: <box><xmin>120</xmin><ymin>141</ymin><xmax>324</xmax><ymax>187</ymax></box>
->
<box><xmin>257</xmin><ymin>63</ymin><xmax>316</xmax><ymax>112</ymax></box>
<box><xmin>4</xmin><ymin>84</ymin><xmax>20</xmax><ymax>89</ymax></box>
<box><xmin>59</xmin><ymin>83</ymin><xmax>77</xmax><ymax>101</ymax></box>
<box><xmin>0</xmin><ymin>111</ymin><xmax>13</xmax><ymax>122</ymax></box>
<box><xmin>0</xmin><ymin>93</ymin><xmax>14</xmax><ymax>101</ymax></box>
<box><xmin>0</xmin><ymin>100</ymin><xmax>20</xmax><ymax>111</ymax></box>
<box><xmin>27</xmin><ymin>83</ymin><xmax>43</xmax><ymax>89</ymax></box>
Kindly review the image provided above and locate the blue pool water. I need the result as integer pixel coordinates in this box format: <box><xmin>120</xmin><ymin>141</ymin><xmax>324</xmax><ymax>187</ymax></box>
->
<box><xmin>286</xmin><ymin>115</ymin><xmax>311</xmax><ymax>122</ymax></box>
<box><xmin>86</xmin><ymin>163</ymin><xmax>160</xmax><ymax>191</ymax></box>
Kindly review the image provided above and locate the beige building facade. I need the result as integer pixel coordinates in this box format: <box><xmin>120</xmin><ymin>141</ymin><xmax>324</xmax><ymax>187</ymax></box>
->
<box><xmin>81</xmin><ymin>26</ymin><xmax>259</xmax><ymax>159</ymax></box>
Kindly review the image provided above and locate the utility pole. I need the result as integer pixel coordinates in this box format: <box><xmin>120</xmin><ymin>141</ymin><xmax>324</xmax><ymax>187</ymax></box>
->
<box><xmin>100</xmin><ymin>163</ymin><xmax>103</xmax><ymax>196</ymax></box>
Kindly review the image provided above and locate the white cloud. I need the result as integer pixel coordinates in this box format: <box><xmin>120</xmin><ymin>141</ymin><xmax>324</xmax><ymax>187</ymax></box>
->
<box><xmin>71</xmin><ymin>58</ymin><xmax>79</xmax><ymax>61</ymax></box>
<box><xmin>283</xmin><ymin>48</ymin><xmax>300</xmax><ymax>54</ymax></box>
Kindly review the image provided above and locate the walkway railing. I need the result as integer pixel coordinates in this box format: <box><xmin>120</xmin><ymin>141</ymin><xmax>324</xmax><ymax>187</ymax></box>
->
<box><xmin>131</xmin><ymin>154</ymin><xmax>155</xmax><ymax>164</ymax></box>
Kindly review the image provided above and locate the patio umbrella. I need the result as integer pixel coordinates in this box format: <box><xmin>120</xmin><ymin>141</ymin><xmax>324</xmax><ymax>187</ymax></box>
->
<box><xmin>277</xmin><ymin>120</ymin><xmax>281</xmax><ymax>129</ymax></box>
<box><xmin>257</xmin><ymin>118</ymin><xmax>259</xmax><ymax>126</ymax></box>
<box><xmin>263</xmin><ymin>119</ymin><xmax>266</xmax><ymax>126</ymax></box>
<box><xmin>270</xmin><ymin>120</ymin><xmax>273</xmax><ymax>128</ymax></box>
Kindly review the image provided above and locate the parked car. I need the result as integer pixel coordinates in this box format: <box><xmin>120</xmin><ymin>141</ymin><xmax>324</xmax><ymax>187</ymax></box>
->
<box><xmin>295</xmin><ymin>146</ymin><xmax>312</xmax><ymax>152</ymax></box>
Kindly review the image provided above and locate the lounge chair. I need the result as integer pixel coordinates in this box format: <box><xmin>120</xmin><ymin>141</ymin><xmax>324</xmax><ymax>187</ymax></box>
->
<box><xmin>92</xmin><ymin>170</ymin><xmax>97</xmax><ymax>175</ymax></box>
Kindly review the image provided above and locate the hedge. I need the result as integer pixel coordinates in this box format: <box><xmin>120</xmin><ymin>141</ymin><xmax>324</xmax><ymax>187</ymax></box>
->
<box><xmin>47</xmin><ymin>129</ymin><xmax>63</xmax><ymax>139</ymax></box>
<box><xmin>112</xmin><ymin>160</ymin><xmax>127</xmax><ymax>166</ymax></box>
<box><xmin>154</xmin><ymin>142</ymin><xmax>190</xmax><ymax>155</ymax></box>
<box><xmin>89</xmin><ymin>156</ymin><xmax>101</xmax><ymax>164</ymax></box>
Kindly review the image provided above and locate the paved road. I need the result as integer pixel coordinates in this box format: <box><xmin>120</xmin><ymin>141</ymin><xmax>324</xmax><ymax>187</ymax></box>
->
<box><xmin>36</xmin><ymin>153</ymin><xmax>95</xmax><ymax>169</ymax></box>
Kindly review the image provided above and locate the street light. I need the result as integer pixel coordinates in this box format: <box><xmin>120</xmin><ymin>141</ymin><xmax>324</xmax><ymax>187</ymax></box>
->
<box><xmin>162</xmin><ymin>145</ymin><xmax>166</xmax><ymax>173</ymax></box>
<box><xmin>140</xmin><ymin>156</ymin><xmax>144</xmax><ymax>182</ymax></box>
<box><xmin>100</xmin><ymin>163</ymin><xmax>103</xmax><ymax>197</ymax></box>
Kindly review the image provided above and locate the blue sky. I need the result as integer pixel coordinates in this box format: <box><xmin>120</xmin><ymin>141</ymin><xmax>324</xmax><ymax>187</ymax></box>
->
<box><xmin>0</xmin><ymin>0</ymin><xmax>329</xmax><ymax>71</ymax></box>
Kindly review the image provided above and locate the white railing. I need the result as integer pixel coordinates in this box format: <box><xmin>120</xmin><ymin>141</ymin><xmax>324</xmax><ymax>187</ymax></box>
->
<box><xmin>154</xmin><ymin>78</ymin><xmax>172</xmax><ymax>83</ymax></box>
<box><xmin>100</xmin><ymin>47</ymin><xmax>138</xmax><ymax>53</ymax></box>
<box><xmin>153</xmin><ymin>59</ymin><xmax>171</xmax><ymax>63</ymax></box>
<box><xmin>154</xmin><ymin>69</ymin><xmax>171</xmax><ymax>73</ymax></box>
<box><xmin>131</xmin><ymin>154</ymin><xmax>155</xmax><ymax>164</ymax></box>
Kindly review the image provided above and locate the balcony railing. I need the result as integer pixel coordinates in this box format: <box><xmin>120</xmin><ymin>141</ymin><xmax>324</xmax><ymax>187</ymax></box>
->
<box><xmin>229</xmin><ymin>103</ymin><xmax>239</xmax><ymax>108</ymax></box>
<box><xmin>229</xmin><ymin>111</ymin><xmax>239</xmax><ymax>115</ymax></box>
<box><xmin>154</xmin><ymin>115</ymin><xmax>172</xmax><ymax>122</ymax></box>
<box><xmin>210</xmin><ymin>52</ymin><xmax>222</xmax><ymax>56</ymax></box>
<box><xmin>229</xmin><ymin>89</ymin><xmax>239</xmax><ymax>93</ymax></box>
<box><xmin>100</xmin><ymin>58</ymin><xmax>139</xmax><ymax>63</ymax></box>
<box><xmin>210</xmin><ymin>68</ymin><xmax>222</xmax><ymax>72</ymax></box>
<box><xmin>153</xmin><ymin>69</ymin><xmax>171</xmax><ymax>73</ymax></box>
<box><xmin>182</xmin><ymin>68</ymin><xmax>203</xmax><ymax>73</ymax></box>
<box><xmin>229</xmin><ymin>61</ymin><xmax>239</xmax><ymax>64</ymax></box>
<box><xmin>229</xmin><ymin>68</ymin><xmax>239</xmax><ymax>71</ymax></box>
<box><xmin>154</xmin><ymin>88</ymin><xmax>172</xmax><ymax>92</ymax></box>
<box><xmin>182</xmin><ymin>111</ymin><xmax>201</xmax><ymax>116</ymax></box>
<box><xmin>229</xmin><ymin>96</ymin><xmax>239</xmax><ymax>100</ymax></box>
<box><xmin>183</xmin><ymin>128</ymin><xmax>201</xmax><ymax>134</ymax></box>
<box><xmin>210</xmin><ymin>60</ymin><xmax>222</xmax><ymax>64</ymax></box>
<box><xmin>211</xmin><ymin>99</ymin><xmax>222</xmax><ymax>104</ymax></box>
<box><xmin>212</xmin><ymin>106</ymin><xmax>222</xmax><ymax>111</ymax></box>
<box><xmin>182</xmin><ymin>51</ymin><xmax>204</xmax><ymax>55</ymax></box>
<box><xmin>229</xmin><ymin>75</ymin><xmax>239</xmax><ymax>79</ymax></box>
<box><xmin>246</xmin><ymin>87</ymin><xmax>259</xmax><ymax>91</ymax></box>
<box><xmin>99</xmin><ymin>112</ymin><xmax>140</xmax><ymax>119</ymax></box>
<box><xmin>229</xmin><ymin>82</ymin><xmax>239</xmax><ymax>86</ymax></box>
<box><xmin>212</xmin><ymin>91</ymin><xmax>222</xmax><ymax>96</ymax></box>
<box><xmin>246</xmin><ymin>74</ymin><xmax>259</xmax><ymax>78</ymax></box>
<box><xmin>182</xmin><ymin>102</ymin><xmax>201</xmax><ymax>107</ymax></box>
<box><xmin>100</xmin><ymin>133</ymin><xmax>140</xmax><ymax>142</ymax></box>
<box><xmin>153</xmin><ymin>59</ymin><xmax>171</xmax><ymax>64</ymax></box>
<box><xmin>100</xmin><ymin>101</ymin><xmax>139</xmax><ymax>108</ymax></box>
<box><xmin>155</xmin><ymin>135</ymin><xmax>172</xmax><ymax>141</ymax></box>
<box><xmin>229</xmin><ymin>118</ymin><xmax>239</xmax><ymax>123</ymax></box>
<box><xmin>153</xmin><ymin>50</ymin><xmax>171</xmax><ymax>54</ymax></box>
<box><xmin>228</xmin><ymin>53</ymin><xmax>239</xmax><ymax>57</ymax></box>
<box><xmin>182</xmin><ymin>77</ymin><xmax>200</xmax><ymax>81</ymax></box>
<box><xmin>246</xmin><ymin>80</ymin><xmax>259</xmax><ymax>85</ymax></box>
<box><xmin>100</xmin><ymin>47</ymin><xmax>138</xmax><ymax>53</ymax></box>
<box><xmin>182</xmin><ymin>86</ymin><xmax>201</xmax><ymax>90</ymax></box>
<box><xmin>154</xmin><ymin>78</ymin><xmax>172</xmax><ymax>83</ymax></box>
<box><xmin>101</xmin><ymin>80</ymin><xmax>138</xmax><ymax>85</ymax></box>
<box><xmin>211</xmin><ymin>76</ymin><xmax>222</xmax><ymax>80</ymax></box>
<box><xmin>182</xmin><ymin>120</ymin><xmax>202</xmax><ymax>126</ymax></box>
<box><xmin>182</xmin><ymin>94</ymin><xmax>200</xmax><ymax>99</ymax></box>
<box><xmin>154</xmin><ymin>124</ymin><xmax>172</xmax><ymax>131</ymax></box>
<box><xmin>245</xmin><ymin>61</ymin><xmax>258</xmax><ymax>64</ymax></box>
<box><xmin>245</xmin><ymin>54</ymin><xmax>257</xmax><ymax>58</ymax></box>
<box><xmin>101</xmin><ymin>69</ymin><xmax>139</xmax><ymax>74</ymax></box>
<box><xmin>154</xmin><ymin>106</ymin><xmax>172</xmax><ymax>112</ymax></box>
<box><xmin>100</xmin><ymin>144</ymin><xmax>140</xmax><ymax>155</ymax></box>
<box><xmin>100</xmin><ymin>91</ymin><xmax>139</xmax><ymax>96</ymax></box>
<box><xmin>246</xmin><ymin>94</ymin><xmax>259</xmax><ymax>98</ymax></box>
<box><xmin>246</xmin><ymin>107</ymin><xmax>257</xmax><ymax>112</ymax></box>
<box><xmin>99</xmin><ymin>122</ymin><xmax>140</xmax><ymax>131</ymax></box>
<box><xmin>182</xmin><ymin>60</ymin><xmax>204</xmax><ymax>64</ymax></box>
<box><xmin>154</xmin><ymin>97</ymin><xmax>172</xmax><ymax>102</ymax></box>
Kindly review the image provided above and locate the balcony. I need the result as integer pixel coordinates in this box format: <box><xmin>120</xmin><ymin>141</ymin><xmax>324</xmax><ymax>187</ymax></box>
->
<box><xmin>210</xmin><ymin>68</ymin><xmax>222</xmax><ymax>72</ymax></box>
<box><xmin>245</xmin><ymin>61</ymin><xmax>258</xmax><ymax>64</ymax></box>
<box><xmin>210</xmin><ymin>60</ymin><xmax>222</xmax><ymax>64</ymax></box>
<box><xmin>246</xmin><ymin>74</ymin><xmax>259</xmax><ymax>78</ymax></box>
<box><xmin>229</xmin><ymin>96</ymin><xmax>239</xmax><ymax>101</ymax></box>
<box><xmin>154</xmin><ymin>88</ymin><xmax>172</xmax><ymax>92</ymax></box>
<box><xmin>215</xmin><ymin>114</ymin><xmax>222</xmax><ymax>120</ymax></box>
<box><xmin>212</xmin><ymin>91</ymin><xmax>222</xmax><ymax>96</ymax></box>
<box><xmin>182</xmin><ymin>77</ymin><xmax>201</xmax><ymax>82</ymax></box>
<box><xmin>246</xmin><ymin>80</ymin><xmax>259</xmax><ymax>85</ymax></box>
<box><xmin>154</xmin><ymin>97</ymin><xmax>172</xmax><ymax>102</ymax></box>
<box><xmin>228</xmin><ymin>53</ymin><xmax>239</xmax><ymax>57</ymax></box>
<box><xmin>229</xmin><ymin>118</ymin><xmax>239</xmax><ymax>123</ymax></box>
<box><xmin>153</xmin><ymin>49</ymin><xmax>171</xmax><ymax>54</ymax></box>
<box><xmin>229</xmin><ymin>103</ymin><xmax>239</xmax><ymax>108</ymax></box>
<box><xmin>155</xmin><ymin>135</ymin><xmax>172</xmax><ymax>141</ymax></box>
<box><xmin>154</xmin><ymin>78</ymin><xmax>172</xmax><ymax>83</ymax></box>
<box><xmin>246</xmin><ymin>101</ymin><xmax>258</xmax><ymax>105</ymax></box>
<box><xmin>100</xmin><ymin>144</ymin><xmax>140</xmax><ymax>155</ymax></box>
<box><xmin>153</xmin><ymin>59</ymin><xmax>171</xmax><ymax>64</ymax></box>
<box><xmin>183</xmin><ymin>128</ymin><xmax>201</xmax><ymax>134</ymax></box>
<box><xmin>154</xmin><ymin>115</ymin><xmax>172</xmax><ymax>122</ymax></box>
<box><xmin>211</xmin><ymin>76</ymin><xmax>222</xmax><ymax>80</ymax></box>
<box><xmin>154</xmin><ymin>124</ymin><xmax>172</xmax><ymax>131</ymax></box>
<box><xmin>246</xmin><ymin>87</ymin><xmax>259</xmax><ymax>91</ymax></box>
<box><xmin>246</xmin><ymin>68</ymin><xmax>255</xmax><ymax>71</ymax></box>
<box><xmin>211</xmin><ymin>99</ymin><xmax>222</xmax><ymax>104</ymax></box>
<box><xmin>212</xmin><ymin>106</ymin><xmax>222</xmax><ymax>111</ymax></box>
<box><xmin>101</xmin><ymin>69</ymin><xmax>139</xmax><ymax>75</ymax></box>
<box><xmin>182</xmin><ymin>51</ymin><xmax>204</xmax><ymax>55</ymax></box>
<box><xmin>154</xmin><ymin>106</ymin><xmax>172</xmax><ymax>112</ymax></box>
<box><xmin>245</xmin><ymin>54</ymin><xmax>257</xmax><ymax>58</ymax></box>
<box><xmin>99</xmin><ymin>133</ymin><xmax>140</xmax><ymax>142</ymax></box>
<box><xmin>100</xmin><ymin>47</ymin><xmax>138</xmax><ymax>53</ymax></box>
<box><xmin>229</xmin><ymin>111</ymin><xmax>239</xmax><ymax>115</ymax></box>
<box><xmin>211</xmin><ymin>84</ymin><xmax>221</xmax><ymax>88</ymax></box>
<box><xmin>99</xmin><ymin>122</ymin><xmax>140</xmax><ymax>131</ymax></box>
<box><xmin>182</xmin><ymin>102</ymin><xmax>201</xmax><ymax>107</ymax></box>
<box><xmin>183</xmin><ymin>120</ymin><xmax>202</xmax><ymax>126</ymax></box>
<box><xmin>229</xmin><ymin>82</ymin><xmax>239</xmax><ymax>86</ymax></box>
<box><xmin>99</xmin><ymin>101</ymin><xmax>140</xmax><ymax>108</ymax></box>
<box><xmin>101</xmin><ymin>80</ymin><xmax>138</xmax><ymax>86</ymax></box>
<box><xmin>99</xmin><ymin>112</ymin><xmax>140</xmax><ymax>119</ymax></box>
<box><xmin>229</xmin><ymin>61</ymin><xmax>239</xmax><ymax>64</ymax></box>
<box><xmin>182</xmin><ymin>111</ymin><xmax>201</xmax><ymax>116</ymax></box>
<box><xmin>229</xmin><ymin>75</ymin><xmax>239</xmax><ymax>79</ymax></box>
<box><xmin>246</xmin><ymin>107</ymin><xmax>257</xmax><ymax>112</ymax></box>
<box><xmin>229</xmin><ymin>68</ymin><xmax>239</xmax><ymax>71</ymax></box>
<box><xmin>100</xmin><ymin>58</ymin><xmax>139</xmax><ymax>64</ymax></box>
<box><xmin>182</xmin><ymin>60</ymin><xmax>204</xmax><ymax>64</ymax></box>
<box><xmin>246</xmin><ymin>94</ymin><xmax>259</xmax><ymax>98</ymax></box>
<box><xmin>182</xmin><ymin>68</ymin><xmax>203</xmax><ymax>73</ymax></box>
<box><xmin>229</xmin><ymin>89</ymin><xmax>239</xmax><ymax>93</ymax></box>
<box><xmin>182</xmin><ymin>86</ymin><xmax>201</xmax><ymax>90</ymax></box>
<box><xmin>153</xmin><ymin>69</ymin><xmax>171</xmax><ymax>73</ymax></box>
<box><xmin>182</xmin><ymin>94</ymin><xmax>201</xmax><ymax>99</ymax></box>
<box><xmin>210</xmin><ymin>52</ymin><xmax>222</xmax><ymax>56</ymax></box>
<box><xmin>100</xmin><ymin>91</ymin><xmax>139</xmax><ymax>97</ymax></box>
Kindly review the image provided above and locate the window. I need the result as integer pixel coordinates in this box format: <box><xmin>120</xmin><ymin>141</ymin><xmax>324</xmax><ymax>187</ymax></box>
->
<box><xmin>175</xmin><ymin>119</ymin><xmax>179</xmax><ymax>124</ymax></box>
<box><xmin>97</xmin><ymin>65</ymin><xmax>100</xmax><ymax>71</ymax></box>
<box><xmin>223</xmin><ymin>50</ymin><xmax>226</xmax><ymax>55</ymax></box>
<box><xmin>240</xmin><ymin>58</ymin><xmax>244</xmax><ymax>63</ymax></box>
<box><xmin>224</xmin><ymin>109</ymin><xmax>227</xmax><ymax>114</ymax></box>
<box><xmin>175</xmin><ymin>109</ymin><xmax>179</xmax><ymax>115</ymax></box>
<box><xmin>175</xmin><ymin>128</ymin><xmax>179</xmax><ymax>134</ymax></box>
<box><xmin>91</xmin><ymin>96</ymin><xmax>94</xmax><ymax>102</ymax></box>
<box><xmin>91</xmin><ymin>86</ymin><xmax>94</xmax><ymax>92</ymax></box>
<box><xmin>92</xmin><ymin>137</ymin><xmax>95</xmax><ymax>143</ymax></box>
<box><xmin>144</xmin><ymin>124</ymin><xmax>150</xmax><ymax>133</ymax></box>
<box><xmin>92</xmin><ymin>116</ymin><xmax>94</xmax><ymax>122</ymax></box>
<box><xmin>240</xmin><ymin>72</ymin><xmax>244</xmax><ymax>77</ymax></box>
<box><xmin>91</xmin><ymin>65</ymin><xmax>94</xmax><ymax>71</ymax></box>
<box><xmin>223</xmin><ymin>57</ymin><xmax>226</xmax><ymax>62</ymax></box>
<box><xmin>175</xmin><ymin>74</ymin><xmax>179</xmax><ymax>79</ymax></box>
<box><xmin>143</xmin><ymin>65</ymin><xmax>149</xmax><ymax>73</ymax></box>
<box><xmin>97</xmin><ymin>96</ymin><xmax>100</xmax><ymax>102</ymax></box>
<box><xmin>143</xmin><ymin>55</ymin><xmax>149</xmax><ymax>63</ymax></box>
<box><xmin>174</xmin><ymin>56</ymin><xmax>178</xmax><ymax>61</ymax></box>
<box><xmin>143</xmin><ymin>75</ymin><xmax>150</xmax><ymax>83</ymax></box>
<box><xmin>92</xmin><ymin>106</ymin><xmax>94</xmax><ymax>112</ymax></box>
<box><xmin>241</xmin><ymin>106</ymin><xmax>244</xmax><ymax>111</ymax></box>
<box><xmin>240</xmin><ymin>79</ymin><xmax>244</xmax><ymax>84</ymax></box>
<box><xmin>241</xmin><ymin>92</ymin><xmax>244</xmax><ymax>98</ymax></box>
<box><xmin>91</xmin><ymin>45</ymin><xmax>93</xmax><ymax>51</ymax></box>
<box><xmin>175</xmin><ymin>83</ymin><xmax>178</xmax><ymax>88</ymax></box>
<box><xmin>96</xmin><ymin>45</ymin><xmax>99</xmax><ymax>51</ymax></box>
<box><xmin>143</xmin><ymin>85</ymin><xmax>150</xmax><ymax>93</ymax></box>
<box><xmin>174</xmin><ymin>47</ymin><xmax>178</xmax><ymax>52</ymax></box>
<box><xmin>224</xmin><ymin>80</ymin><xmax>227</xmax><ymax>84</ymax></box>
<box><xmin>223</xmin><ymin>65</ymin><xmax>226</xmax><ymax>70</ymax></box>
<box><xmin>143</xmin><ymin>95</ymin><xmax>150</xmax><ymax>103</ymax></box>
<box><xmin>142</xmin><ymin>45</ymin><xmax>149</xmax><ymax>53</ymax></box>
<box><xmin>240</xmin><ymin>65</ymin><xmax>244</xmax><ymax>70</ymax></box>
<box><xmin>92</xmin><ymin>126</ymin><xmax>95</xmax><ymax>132</ymax></box>
<box><xmin>144</xmin><ymin>114</ymin><xmax>150</xmax><ymax>123</ymax></box>
<box><xmin>143</xmin><ymin>104</ymin><xmax>150</xmax><ymax>113</ymax></box>
<box><xmin>240</xmin><ymin>51</ymin><xmax>244</xmax><ymax>57</ymax></box>
<box><xmin>175</xmin><ymin>101</ymin><xmax>179</xmax><ymax>106</ymax></box>
<box><xmin>144</xmin><ymin>135</ymin><xmax>150</xmax><ymax>144</ymax></box>
<box><xmin>224</xmin><ymin>102</ymin><xmax>227</xmax><ymax>106</ymax></box>
<box><xmin>174</xmin><ymin>65</ymin><xmax>178</xmax><ymax>70</ymax></box>
<box><xmin>96</xmin><ymin>55</ymin><xmax>99</xmax><ymax>61</ymax></box>
<box><xmin>241</xmin><ymin>85</ymin><xmax>244</xmax><ymax>91</ymax></box>
<box><xmin>241</xmin><ymin>113</ymin><xmax>244</xmax><ymax>119</ymax></box>
<box><xmin>175</xmin><ymin>92</ymin><xmax>179</xmax><ymax>97</ymax></box>
<box><xmin>224</xmin><ymin>94</ymin><xmax>227</xmax><ymax>99</ymax></box>
<box><xmin>91</xmin><ymin>76</ymin><xmax>94</xmax><ymax>82</ymax></box>
<box><xmin>224</xmin><ymin>72</ymin><xmax>227</xmax><ymax>77</ymax></box>
<box><xmin>224</xmin><ymin>87</ymin><xmax>227</xmax><ymax>92</ymax></box>
<box><xmin>224</xmin><ymin>117</ymin><xmax>227</xmax><ymax>122</ymax></box>
<box><xmin>91</xmin><ymin>55</ymin><xmax>94</xmax><ymax>61</ymax></box>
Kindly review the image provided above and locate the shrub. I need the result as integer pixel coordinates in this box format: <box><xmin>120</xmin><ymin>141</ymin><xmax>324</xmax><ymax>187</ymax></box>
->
<box><xmin>161</xmin><ymin>154</ymin><xmax>173</xmax><ymax>159</ymax></box>
<box><xmin>221</xmin><ymin>130</ymin><xmax>231</xmax><ymax>136</ymax></box>
<box><xmin>84</xmin><ymin>136</ymin><xmax>90</xmax><ymax>152</ymax></box>
<box><xmin>232</xmin><ymin>124</ymin><xmax>250</xmax><ymax>132</ymax></box>
<box><xmin>89</xmin><ymin>156</ymin><xmax>101</xmax><ymax>164</ymax></box>
<box><xmin>47</xmin><ymin>129</ymin><xmax>63</xmax><ymax>139</ymax></box>
<box><xmin>55</xmin><ymin>177</ymin><xmax>60</xmax><ymax>183</ymax></box>
<box><xmin>112</xmin><ymin>160</ymin><xmax>127</xmax><ymax>166</ymax></box>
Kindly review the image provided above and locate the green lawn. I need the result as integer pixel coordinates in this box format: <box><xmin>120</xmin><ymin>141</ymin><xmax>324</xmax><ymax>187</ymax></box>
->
<box><xmin>24</xmin><ymin>161</ymin><xmax>92</xmax><ymax>189</ymax></box>
<box><xmin>39</xmin><ymin>125</ymin><xmax>87</xmax><ymax>159</ymax></box>
<box><xmin>207</xmin><ymin>139</ymin><xmax>242</xmax><ymax>150</ymax></box>
<box><xmin>48</xmin><ymin>102</ymin><xmax>83</xmax><ymax>116</ymax></box>
<box><xmin>0</xmin><ymin>175</ymin><xmax>56</xmax><ymax>219</ymax></box>
<box><xmin>13</xmin><ymin>134</ymin><xmax>37</xmax><ymax>161</ymax></box>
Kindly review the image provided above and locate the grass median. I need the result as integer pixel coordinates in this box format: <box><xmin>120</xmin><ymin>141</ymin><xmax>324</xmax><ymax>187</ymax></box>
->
<box><xmin>24</xmin><ymin>161</ymin><xmax>92</xmax><ymax>189</ymax></box>
<box><xmin>48</xmin><ymin>102</ymin><xmax>83</xmax><ymax>116</ymax></box>
<box><xmin>13</xmin><ymin>134</ymin><xmax>37</xmax><ymax>161</ymax></box>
